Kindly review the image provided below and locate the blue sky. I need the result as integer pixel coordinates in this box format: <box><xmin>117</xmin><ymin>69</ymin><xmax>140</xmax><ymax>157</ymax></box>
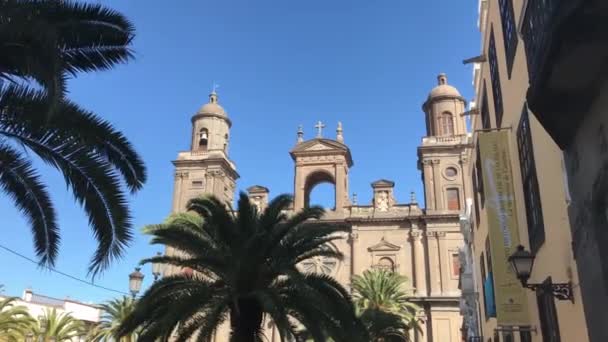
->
<box><xmin>1</xmin><ymin>0</ymin><xmax>478</xmax><ymax>303</ymax></box>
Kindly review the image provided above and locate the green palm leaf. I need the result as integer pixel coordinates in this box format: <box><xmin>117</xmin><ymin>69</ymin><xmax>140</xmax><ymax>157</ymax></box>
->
<box><xmin>119</xmin><ymin>192</ymin><xmax>367</xmax><ymax>342</ymax></box>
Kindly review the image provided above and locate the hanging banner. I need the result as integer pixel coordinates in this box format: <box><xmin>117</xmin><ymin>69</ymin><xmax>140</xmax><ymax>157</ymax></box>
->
<box><xmin>479</xmin><ymin>131</ymin><xmax>530</xmax><ymax>325</ymax></box>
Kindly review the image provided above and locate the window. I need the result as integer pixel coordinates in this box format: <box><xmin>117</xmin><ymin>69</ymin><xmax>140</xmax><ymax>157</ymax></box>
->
<box><xmin>447</xmin><ymin>188</ymin><xmax>460</xmax><ymax>210</ymax></box>
<box><xmin>520</xmin><ymin>330</ymin><xmax>532</xmax><ymax>342</ymax></box>
<box><xmin>485</xmin><ymin>238</ymin><xmax>493</xmax><ymax>276</ymax></box>
<box><xmin>503</xmin><ymin>331</ymin><xmax>513</xmax><ymax>342</ymax></box>
<box><xmin>446</xmin><ymin>167</ymin><xmax>458</xmax><ymax>178</ymax></box>
<box><xmin>517</xmin><ymin>107</ymin><xmax>545</xmax><ymax>253</ymax></box>
<box><xmin>499</xmin><ymin>0</ymin><xmax>518</xmax><ymax>77</ymax></box>
<box><xmin>537</xmin><ymin>278</ymin><xmax>562</xmax><ymax>342</ymax></box>
<box><xmin>440</xmin><ymin>112</ymin><xmax>455</xmax><ymax>135</ymax></box>
<box><xmin>451</xmin><ymin>253</ymin><xmax>460</xmax><ymax>277</ymax></box>
<box><xmin>489</xmin><ymin>26</ymin><xmax>504</xmax><ymax>127</ymax></box>
<box><xmin>480</xmin><ymin>253</ymin><xmax>488</xmax><ymax>320</ymax></box>
<box><xmin>481</xmin><ymin>81</ymin><xmax>491</xmax><ymax>130</ymax></box>
<box><xmin>473</xmin><ymin>170</ymin><xmax>481</xmax><ymax>225</ymax></box>
<box><xmin>198</xmin><ymin>128</ymin><xmax>209</xmax><ymax>150</ymax></box>
<box><xmin>377</xmin><ymin>257</ymin><xmax>395</xmax><ymax>272</ymax></box>
<box><xmin>476</xmin><ymin>146</ymin><xmax>485</xmax><ymax>208</ymax></box>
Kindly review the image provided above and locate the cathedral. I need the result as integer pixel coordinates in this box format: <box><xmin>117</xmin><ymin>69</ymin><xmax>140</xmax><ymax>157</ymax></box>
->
<box><xmin>167</xmin><ymin>74</ymin><xmax>471</xmax><ymax>342</ymax></box>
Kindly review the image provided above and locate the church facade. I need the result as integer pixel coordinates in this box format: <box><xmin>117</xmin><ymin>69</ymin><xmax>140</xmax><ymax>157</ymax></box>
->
<box><xmin>167</xmin><ymin>74</ymin><xmax>471</xmax><ymax>342</ymax></box>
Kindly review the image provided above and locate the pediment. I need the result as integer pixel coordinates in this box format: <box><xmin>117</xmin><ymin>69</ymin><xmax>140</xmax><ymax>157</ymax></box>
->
<box><xmin>367</xmin><ymin>238</ymin><xmax>401</xmax><ymax>252</ymax></box>
<box><xmin>290</xmin><ymin>138</ymin><xmax>353</xmax><ymax>167</ymax></box>
<box><xmin>247</xmin><ymin>185</ymin><xmax>269</xmax><ymax>193</ymax></box>
<box><xmin>372</xmin><ymin>179</ymin><xmax>395</xmax><ymax>187</ymax></box>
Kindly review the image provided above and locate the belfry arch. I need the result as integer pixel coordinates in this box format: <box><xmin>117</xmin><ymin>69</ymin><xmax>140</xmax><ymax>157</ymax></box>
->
<box><xmin>304</xmin><ymin>169</ymin><xmax>337</xmax><ymax>209</ymax></box>
<box><xmin>290</xmin><ymin>133</ymin><xmax>353</xmax><ymax>213</ymax></box>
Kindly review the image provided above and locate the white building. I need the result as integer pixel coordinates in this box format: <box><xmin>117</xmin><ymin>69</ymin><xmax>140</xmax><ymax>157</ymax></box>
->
<box><xmin>0</xmin><ymin>289</ymin><xmax>101</xmax><ymax>341</ymax></box>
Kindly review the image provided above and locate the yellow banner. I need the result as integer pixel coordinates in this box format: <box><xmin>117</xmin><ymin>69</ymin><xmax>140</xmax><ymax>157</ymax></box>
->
<box><xmin>479</xmin><ymin>131</ymin><xmax>529</xmax><ymax>326</ymax></box>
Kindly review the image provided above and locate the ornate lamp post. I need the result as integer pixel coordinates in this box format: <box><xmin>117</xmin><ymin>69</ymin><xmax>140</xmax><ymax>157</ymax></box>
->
<box><xmin>508</xmin><ymin>245</ymin><xmax>573</xmax><ymax>302</ymax></box>
<box><xmin>152</xmin><ymin>252</ymin><xmax>164</xmax><ymax>281</ymax></box>
<box><xmin>128</xmin><ymin>267</ymin><xmax>144</xmax><ymax>298</ymax></box>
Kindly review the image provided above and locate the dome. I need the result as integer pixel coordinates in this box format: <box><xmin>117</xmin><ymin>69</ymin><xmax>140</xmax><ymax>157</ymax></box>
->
<box><xmin>427</xmin><ymin>73</ymin><xmax>462</xmax><ymax>100</ymax></box>
<box><xmin>197</xmin><ymin>91</ymin><xmax>227</xmax><ymax>116</ymax></box>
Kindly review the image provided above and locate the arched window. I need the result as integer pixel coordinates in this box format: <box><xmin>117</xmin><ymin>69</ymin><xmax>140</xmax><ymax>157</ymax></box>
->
<box><xmin>224</xmin><ymin>133</ymin><xmax>229</xmax><ymax>152</ymax></box>
<box><xmin>377</xmin><ymin>257</ymin><xmax>395</xmax><ymax>272</ymax></box>
<box><xmin>198</xmin><ymin>128</ymin><xmax>209</xmax><ymax>151</ymax></box>
<box><xmin>447</xmin><ymin>188</ymin><xmax>460</xmax><ymax>210</ymax></box>
<box><xmin>440</xmin><ymin>112</ymin><xmax>454</xmax><ymax>135</ymax></box>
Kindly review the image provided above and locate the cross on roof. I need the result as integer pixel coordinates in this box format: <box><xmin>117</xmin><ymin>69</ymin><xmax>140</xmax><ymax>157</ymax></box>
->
<box><xmin>315</xmin><ymin>121</ymin><xmax>325</xmax><ymax>138</ymax></box>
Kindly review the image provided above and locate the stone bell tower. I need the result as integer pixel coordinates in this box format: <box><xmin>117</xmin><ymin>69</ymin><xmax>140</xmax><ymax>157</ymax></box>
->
<box><xmin>418</xmin><ymin>74</ymin><xmax>470</xmax><ymax>212</ymax></box>
<box><xmin>290</xmin><ymin>121</ymin><xmax>353</xmax><ymax>213</ymax></box>
<box><xmin>171</xmin><ymin>90</ymin><xmax>239</xmax><ymax>213</ymax></box>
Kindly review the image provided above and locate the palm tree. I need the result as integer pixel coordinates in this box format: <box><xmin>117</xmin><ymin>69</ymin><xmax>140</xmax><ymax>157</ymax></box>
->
<box><xmin>31</xmin><ymin>309</ymin><xmax>85</xmax><ymax>342</ymax></box>
<box><xmin>88</xmin><ymin>296</ymin><xmax>138</xmax><ymax>342</ymax></box>
<box><xmin>117</xmin><ymin>193</ymin><xmax>366</xmax><ymax>342</ymax></box>
<box><xmin>0</xmin><ymin>0</ymin><xmax>135</xmax><ymax>109</ymax></box>
<box><xmin>352</xmin><ymin>269</ymin><xmax>421</xmax><ymax>342</ymax></box>
<box><xmin>0</xmin><ymin>297</ymin><xmax>35</xmax><ymax>341</ymax></box>
<box><xmin>0</xmin><ymin>0</ymin><xmax>146</xmax><ymax>275</ymax></box>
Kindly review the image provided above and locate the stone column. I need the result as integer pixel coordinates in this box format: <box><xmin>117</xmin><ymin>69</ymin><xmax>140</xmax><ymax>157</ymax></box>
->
<box><xmin>436</xmin><ymin>231</ymin><xmax>447</xmax><ymax>295</ymax></box>
<box><xmin>431</xmin><ymin>159</ymin><xmax>442</xmax><ymax>210</ymax></box>
<box><xmin>416</xmin><ymin>313</ymin><xmax>428</xmax><ymax>342</ymax></box>
<box><xmin>422</xmin><ymin>160</ymin><xmax>435</xmax><ymax>210</ymax></box>
<box><xmin>427</xmin><ymin>231</ymin><xmax>441</xmax><ymax>296</ymax></box>
<box><xmin>294</xmin><ymin>164</ymin><xmax>305</xmax><ymax>211</ymax></box>
<box><xmin>411</xmin><ymin>231</ymin><xmax>427</xmax><ymax>297</ymax></box>
<box><xmin>172</xmin><ymin>171</ymin><xmax>188</xmax><ymax>212</ymax></box>
<box><xmin>335</xmin><ymin>163</ymin><xmax>346</xmax><ymax>210</ymax></box>
<box><xmin>349</xmin><ymin>231</ymin><xmax>359</xmax><ymax>277</ymax></box>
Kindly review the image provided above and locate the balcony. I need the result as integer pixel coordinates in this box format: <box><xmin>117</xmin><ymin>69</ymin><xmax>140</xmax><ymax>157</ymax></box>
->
<box><xmin>522</xmin><ymin>0</ymin><xmax>608</xmax><ymax>149</ymax></box>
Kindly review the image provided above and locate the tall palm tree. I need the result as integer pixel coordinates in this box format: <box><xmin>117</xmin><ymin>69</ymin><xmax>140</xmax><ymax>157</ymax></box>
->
<box><xmin>117</xmin><ymin>193</ymin><xmax>367</xmax><ymax>342</ymax></box>
<box><xmin>88</xmin><ymin>296</ymin><xmax>138</xmax><ymax>342</ymax></box>
<box><xmin>352</xmin><ymin>269</ymin><xmax>421</xmax><ymax>342</ymax></box>
<box><xmin>30</xmin><ymin>309</ymin><xmax>85</xmax><ymax>342</ymax></box>
<box><xmin>0</xmin><ymin>0</ymin><xmax>145</xmax><ymax>275</ymax></box>
<box><xmin>0</xmin><ymin>297</ymin><xmax>35</xmax><ymax>341</ymax></box>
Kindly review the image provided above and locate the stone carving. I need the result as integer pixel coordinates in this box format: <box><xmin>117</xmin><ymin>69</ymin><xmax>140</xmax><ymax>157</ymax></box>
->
<box><xmin>175</xmin><ymin>171</ymin><xmax>189</xmax><ymax>179</ymax></box>
<box><xmin>308</xmin><ymin>143</ymin><xmax>332</xmax><ymax>151</ymax></box>
<box><xmin>376</xmin><ymin>191</ymin><xmax>390</xmax><ymax>212</ymax></box>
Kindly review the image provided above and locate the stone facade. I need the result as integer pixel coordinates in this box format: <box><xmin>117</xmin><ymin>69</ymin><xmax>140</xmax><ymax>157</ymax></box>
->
<box><xmin>167</xmin><ymin>75</ymin><xmax>469</xmax><ymax>341</ymax></box>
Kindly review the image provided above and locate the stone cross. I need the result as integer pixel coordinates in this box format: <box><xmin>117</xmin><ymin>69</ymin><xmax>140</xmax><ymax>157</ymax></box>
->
<box><xmin>315</xmin><ymin>121</ymin><xmax>325</xmax><ymax>138</ymax></box>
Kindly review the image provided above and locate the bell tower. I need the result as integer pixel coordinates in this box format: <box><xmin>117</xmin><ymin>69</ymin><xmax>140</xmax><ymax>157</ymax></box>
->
<box><xmin>171</xmin><ymin>90</ymin><xmax>239</xmax><ymax>213</ymax></box>
<box><xmin>418</xmin><ymin>74</ymin><xmax>470</xmax><ymax>212</ymax></box>
<box><xmin>290</xmin><ymin>122</ymin><xmax>353</xmax><ymax>213</ymax></box>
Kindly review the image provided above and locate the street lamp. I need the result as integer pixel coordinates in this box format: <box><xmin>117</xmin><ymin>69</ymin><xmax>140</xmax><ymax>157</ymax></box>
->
<box><xmin>508</xmin><ymin>245</ymin><xmax>574</xmax><ymax>302</ymax></box>
<box><xmin>128</xmin><ymin>267</ymin><xmax>144</xmax><ymax>298</ymax></box>
<box><xmin>152</xmin><ymin>252</ymin><xmax>164</xmax><ymax>281</ymax></box>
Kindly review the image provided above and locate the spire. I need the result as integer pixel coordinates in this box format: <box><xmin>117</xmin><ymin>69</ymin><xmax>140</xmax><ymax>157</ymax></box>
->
<box><xmin>336</xmin><ymin>121</ymin><xmax>344</xmax><ymax>143</ymax></box>
<box><xmin>297</xmin><ymin>125</ymin><xmax>304</xmax><ymax>143</ymax></box>
<box><xmin>352</xmin><ymin>192</ymin><xmax>358</xmax><ymax>205</ymax></box>
<box><xmin>410</xmin><ymin>191</ymin><xmax>418</xmax><ymax>205</ymax></box>
<box><xmin>209</xmin><ymin>82</ymin><xmax>219</xmax><ymax>103</ymax></box>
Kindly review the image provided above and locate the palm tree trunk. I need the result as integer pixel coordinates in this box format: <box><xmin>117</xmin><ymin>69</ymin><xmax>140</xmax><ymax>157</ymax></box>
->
<box><xmin>230</xmin><ymin>299</ymin><xmax>263</xmax><ymax>342</ymax></box>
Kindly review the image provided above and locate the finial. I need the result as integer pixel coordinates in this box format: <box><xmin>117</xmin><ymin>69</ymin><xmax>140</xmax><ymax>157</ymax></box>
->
<box><xmin>437</xmin><ymin>73</ymin><xmax>447</xmax><ymax>85</ymax></box>
<box><xmin>209</xmin><ymin>82</ymin><xmax>219</xmax><ymax>103</ymax></box>
<box><xmin>336</xmin><ymin>121</ymin><xmax>344</xmax><ymax>143</ymax></box>
<box><xmin>410</xmin><ymin>191</ymin><xmax>418</xmax><ymax>204</ymax></box>
<box><xmin>297</xmin><ymin>125</ymin><xmax>304</xmax><ymax>143</ymax></box>
<box><xmin>352</xmin><ymin>192</ymin><xmax>358</xmax><ymax>205</ymax></box>
<box><xmin>315</xmin><ymin>121</ymin><xmax>325</xmax><ymax>138</ymax></box>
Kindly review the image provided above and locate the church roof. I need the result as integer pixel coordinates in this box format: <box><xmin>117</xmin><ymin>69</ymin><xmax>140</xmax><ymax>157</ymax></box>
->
<box><xmin>290</xmin><ymin>138</ymin><xmax>353</xmax><ymax>167</ymax></box>
<box><xmin>197</xmin><ymin>91</ymin><xmax>227</xmax><ymax>117</ymax></box>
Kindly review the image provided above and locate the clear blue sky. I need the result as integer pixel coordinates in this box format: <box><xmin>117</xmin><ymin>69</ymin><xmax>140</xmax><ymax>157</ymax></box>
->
<box><xmin>1</xmin><ymin>0</ymin><xmax>478</xmax><ymax>303</ymax></box>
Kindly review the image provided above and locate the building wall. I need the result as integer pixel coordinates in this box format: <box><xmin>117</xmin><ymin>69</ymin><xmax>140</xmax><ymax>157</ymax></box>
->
<box><xmin>466</xmin><ymin>0</ymin><xmax>589</xmax><ymax>341</ymax></box>
<box><xmin>563</xmin><ymin>79</ymin><xmax>608</xmax><ymax>342</ymax></box>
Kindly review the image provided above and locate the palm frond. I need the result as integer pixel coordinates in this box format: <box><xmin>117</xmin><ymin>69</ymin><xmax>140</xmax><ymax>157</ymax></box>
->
<box><xmin>0</xmin><ymin>144</ymin><xmax>59</xmax><ymax>266</ymax></box>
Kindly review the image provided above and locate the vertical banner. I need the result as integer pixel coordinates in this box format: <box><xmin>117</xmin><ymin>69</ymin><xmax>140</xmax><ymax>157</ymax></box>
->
<box><xmin>479</xmin><ymin>131</ymin><xmax>529</xmax><ymax>326</ymax></box>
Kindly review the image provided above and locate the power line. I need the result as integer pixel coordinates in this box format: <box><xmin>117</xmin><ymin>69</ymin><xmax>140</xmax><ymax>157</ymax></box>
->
<box><xmin>0</xmin><ymin>243</ymin><xmax>129</xmax><ymax>297</ymax></box>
